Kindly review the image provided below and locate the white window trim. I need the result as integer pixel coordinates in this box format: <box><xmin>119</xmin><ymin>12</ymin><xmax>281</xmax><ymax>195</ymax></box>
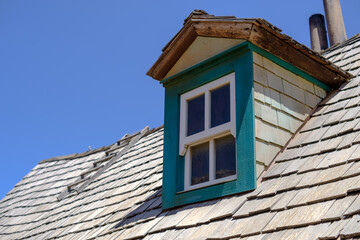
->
<box><xmin>179</xmin><ymin>72</ymin><xmax>236</xmax><ymax>191</ymax></box>
<box><xmin>184</xmin><ymin>132</ymin><xmax>237</xmax><ymax>191</ymax></box>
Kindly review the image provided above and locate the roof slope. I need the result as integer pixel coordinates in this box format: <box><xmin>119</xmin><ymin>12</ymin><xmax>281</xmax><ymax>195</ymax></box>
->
<box><xmin>1</xmin><ymin>37</ymin><xmax>360</xmax><ymax>240</ymax></box>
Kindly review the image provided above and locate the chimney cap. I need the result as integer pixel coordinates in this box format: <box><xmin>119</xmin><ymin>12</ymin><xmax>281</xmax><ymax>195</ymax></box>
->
<box><xmin>309</xmin><ymin>13</ymin><xmax>329</xmax><ymax>51</ymax></box>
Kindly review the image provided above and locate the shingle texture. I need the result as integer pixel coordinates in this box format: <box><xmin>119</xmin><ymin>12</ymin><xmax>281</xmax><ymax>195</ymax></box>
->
<box><xmin>1</xmin><ymin>36</ymin><xmax>360</xmax><ymax>240</ymax></box>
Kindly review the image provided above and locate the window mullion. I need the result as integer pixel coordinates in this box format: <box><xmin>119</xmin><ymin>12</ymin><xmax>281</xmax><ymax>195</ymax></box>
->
<box><xmin>230</xmin><ymin>78</ymin><xmax>236</xmax><ymax>138</ymax></box>
<box><xmin>184</xmin><ymin>148</ymin><xmax>190</xmax><ymax>190</ymax></box>
<box><xmin>209</xmin><ymin>139</ymin><xmax>215</xmax><ymax>181</ymax></box>
<box><xmin>205</xmin><ymin>91</ymin><xmax>210</xmax><ymax>131</ymax></box>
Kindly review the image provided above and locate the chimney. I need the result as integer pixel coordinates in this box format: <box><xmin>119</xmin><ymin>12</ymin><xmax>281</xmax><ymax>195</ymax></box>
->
<box><xmin>309</xmin><ymin>14</ymin><xmax>329</xmax><ymax>51</ymax></box>
<box><xmin>323</xmin><ymin>0</ymin><xmax>347</xmax><ymax>46</ymax></box>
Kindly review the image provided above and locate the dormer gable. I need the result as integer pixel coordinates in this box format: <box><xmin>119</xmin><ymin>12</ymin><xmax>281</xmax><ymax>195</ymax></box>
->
<box><xmin>164</xmin><ymin>37</ymin><xmax>244</xmax><ymax>79</ymax></box>
<box><xmin>147</xmin><ymin>10</ymin><xmax>351</xmax><ymax>85</ymax></box>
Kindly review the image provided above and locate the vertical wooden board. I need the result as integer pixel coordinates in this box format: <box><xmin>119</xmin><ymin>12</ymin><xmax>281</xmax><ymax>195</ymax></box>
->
<box><xmin>235</xmin><ymin>49</ymin><xmax>257</xmax><ymax>192</ymax></box>
<box><xmin>162</xmin><ymin>86</ymin><xmax>181</xmax><ymax>209</ymax></box>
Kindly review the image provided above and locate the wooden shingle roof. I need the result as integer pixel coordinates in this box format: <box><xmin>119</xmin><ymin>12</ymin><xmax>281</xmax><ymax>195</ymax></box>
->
<box><xmin>1</xmin><ymin>27</ymin><xmax>360</xmax><ymax>240</ymax></box>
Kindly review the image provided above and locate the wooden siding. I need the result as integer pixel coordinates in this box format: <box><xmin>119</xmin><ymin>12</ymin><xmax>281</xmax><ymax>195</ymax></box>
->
<box><xmin>253</xmin><ymin>52</ymin><xmax>326</xmax><ymax>177</ymax></box>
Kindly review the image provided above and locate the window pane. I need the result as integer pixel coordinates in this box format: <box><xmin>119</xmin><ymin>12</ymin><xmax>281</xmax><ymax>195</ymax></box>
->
<box><xmin>215</xmin><ymin>135</ymin><xmax>236</xmax><ymax>179</ymax></box>
<box><xmin>211</xmin><ymin>84</ymin><xmax>230</xmax><ymax>128</ymax></box>
<box><xmin>191</xmin><ymin>142</ymin><xmax>209</xmax><ymax>185</ymax></box>
<box><xmin>187</xmin><ymin>94</ymin><xmax>205</xmax><ymax>136</ymax></box>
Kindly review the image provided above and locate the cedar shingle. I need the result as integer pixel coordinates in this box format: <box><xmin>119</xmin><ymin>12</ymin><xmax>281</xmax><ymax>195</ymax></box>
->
<box><xmin>340</xmin><ymin>215</ymin><xmax>360</xmax><ymax>238</ymax></box>
<box><xmin>344</xmin><ymin>194</ymin><xmax>360</xmax><ymax>216</ymax></box>
<box><xmin>322</xmin><ymin>195</ymin><xmax>357</xmax><ymax>221</ymax></box>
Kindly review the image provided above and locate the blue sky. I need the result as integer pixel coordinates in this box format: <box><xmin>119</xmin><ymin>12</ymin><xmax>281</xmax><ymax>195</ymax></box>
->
<box><xmin>0</xmin><ymin>0</ymin><xmax>359</xmax><ymax>199</ymax></box>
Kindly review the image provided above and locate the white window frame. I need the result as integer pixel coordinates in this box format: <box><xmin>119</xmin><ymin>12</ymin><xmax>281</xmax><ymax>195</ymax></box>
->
<box><xmin>179</xmin><ymin>72</ymin><xmax>236</xmax><ymax>191</ymax></box>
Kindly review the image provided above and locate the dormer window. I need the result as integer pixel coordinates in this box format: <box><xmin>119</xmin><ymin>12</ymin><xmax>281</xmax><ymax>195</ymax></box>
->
<box><xmin>157</xmin><ymin>43</ymin><xmax>257</xmax><ymax>209</ymax></box>
<box><xmin>148</xmin><ymin>11</ymin><xmax>341</xmax><ymax>210</ymax></box>
<box><xmin>179</xmin><ymin>73</ymin><xmax>236</xmax><ymax>190</ymax></box>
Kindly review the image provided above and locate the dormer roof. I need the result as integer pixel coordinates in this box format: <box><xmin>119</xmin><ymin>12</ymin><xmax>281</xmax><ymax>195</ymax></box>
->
<box><xmin>147</xmin><ymin>10</ymin><xmax>352</xmax><ymax>88</ymax></box>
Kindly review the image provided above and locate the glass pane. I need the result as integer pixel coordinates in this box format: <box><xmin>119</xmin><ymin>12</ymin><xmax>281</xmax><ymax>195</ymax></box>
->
<box><xmin>215</xmin><ymin>135</ymin><xmax>236</xmax><ymax>179</ymax></box>
<box><xmin>191</xmin><ymin>142</ymin><xmax>209</xmax><ymax>185</ymax></box>
<box><xmin>187</xmin><ymin>94</ymin><xmax>205</xmax><ymax>136</ymax></box>
<box><xmin>211</xmin><ymin>84</ymin><xmax>230</xmax><ymax>128</ymax></box>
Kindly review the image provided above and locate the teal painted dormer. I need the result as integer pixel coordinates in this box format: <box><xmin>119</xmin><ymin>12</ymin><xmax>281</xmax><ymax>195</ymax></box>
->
<box><xmin>147</xmin><ymin>11</ymin><xmax>351</xmax><ymax>209</ymax></box>
<box><xmin>161</xmin><ymin>43</ymin><xmax>255</xmax><ymax>209</ymax></box>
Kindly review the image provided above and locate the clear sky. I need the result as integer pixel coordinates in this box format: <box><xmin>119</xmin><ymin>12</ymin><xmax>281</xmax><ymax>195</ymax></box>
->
<box><xmin>0</xmin><ymin>0</ymin><xmax>359</xmax><ymax>200</ymax></box>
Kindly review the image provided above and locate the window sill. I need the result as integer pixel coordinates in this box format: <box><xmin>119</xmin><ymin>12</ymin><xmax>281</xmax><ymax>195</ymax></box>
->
<box><xmin>176</xmin><ymin>176</ymin><xmax>237</xmax><ymax>194</ymax></box>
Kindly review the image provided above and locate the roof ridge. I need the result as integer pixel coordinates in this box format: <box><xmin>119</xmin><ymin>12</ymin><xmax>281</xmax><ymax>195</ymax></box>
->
<box><xmin>322</xmin><ymin>33</ymin><xmax>360</xmax><ymax>54</ymax></box>
<box><xmin>183</xmin><ymin>9</ymin><xmax>211</xmax><ymax>25</ymax></box>
<box><xmin>38</xmin><ymin>146</ymin><xmax>111</xmax><ymax>164</ymax></box>
<box><xmin>57</xmin><ymin>126</ymin><xmax>151</xmax><ymax>201</ymax></box>
<box><xmin>38</xmin><ymin>125</ymin><xmax>164</xmax><ymax>164</ymax></box>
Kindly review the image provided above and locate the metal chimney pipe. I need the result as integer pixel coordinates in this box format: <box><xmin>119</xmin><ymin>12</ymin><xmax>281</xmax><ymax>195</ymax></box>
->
<box><xmin>309</xmin><ymin>14</ymin><xmax>329</xmax><ymax>51</ymax></box>
<box><xmin>323</xmin><ymin>0</ymin><xmax>347</xmax><ymax>46</ymax></box>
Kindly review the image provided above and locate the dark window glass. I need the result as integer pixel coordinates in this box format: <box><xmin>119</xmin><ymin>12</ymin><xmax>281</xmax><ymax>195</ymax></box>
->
<box><xmin>215</xmin><ymin>135</ymin><xmax>236</xmax><ymax>179</ymax></box>
<box><xmin>211</xmin><ymin>84</ymin><xmax>230</xmax><ymax>128</ymax></box>
<box><xmin>187</xmin><ymin>94</ymin><xmax>205</xmax><ymax>136</ymax></box>
<box><xmin>191</xmin><ymin>142</ymin><xmax>209</xmax><ymax>185</ymax></box>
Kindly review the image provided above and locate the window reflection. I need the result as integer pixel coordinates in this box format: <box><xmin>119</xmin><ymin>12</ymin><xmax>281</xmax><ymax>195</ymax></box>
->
<box><xmin>211</xmin><ymin>84</ymin><xmax>230</xmax><ymax>128</ymax></box>
<box><xmin>191</xmin><ymin>142</ymin><xmax>209</xmax><ymax>185</ymax></box>
<box><xmin>187</xmin><ymin>94</ymin><xmax>205</xmax><ymax>136</ymax></box>
<box><xmin>215</xmin><ymin>135</ymin><xmax>236</xmax><ymax>179</ymax></box>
